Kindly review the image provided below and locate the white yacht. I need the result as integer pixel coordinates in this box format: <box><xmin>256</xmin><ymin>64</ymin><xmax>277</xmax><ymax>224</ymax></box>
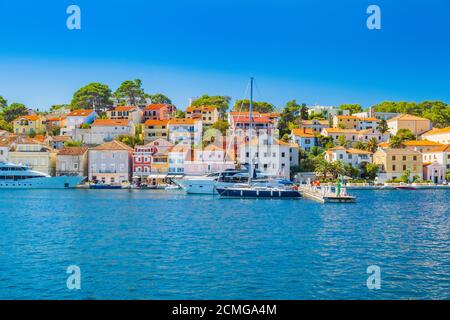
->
<box><xmin>0</xmin><ymin>162</ymin><xmax>85</xmax><ymax>189</ymax></box>
<box><xmin>173</xmin><ymin>168</ymin><xmax>268</xmax><ymax>195</ymax></box>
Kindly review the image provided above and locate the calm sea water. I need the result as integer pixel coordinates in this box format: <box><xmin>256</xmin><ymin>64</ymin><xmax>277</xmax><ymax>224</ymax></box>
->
<box><xmin>0</xmin><ymin>189</ymin><xmax>449</xmax><ymax>300</ymax></box>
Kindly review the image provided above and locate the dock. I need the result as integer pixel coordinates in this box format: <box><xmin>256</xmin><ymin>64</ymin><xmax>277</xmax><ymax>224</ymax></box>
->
<box><xmin>298</xmin><ymin>185</ymin><xmax>356</xmax><ymax>203</ymax></box>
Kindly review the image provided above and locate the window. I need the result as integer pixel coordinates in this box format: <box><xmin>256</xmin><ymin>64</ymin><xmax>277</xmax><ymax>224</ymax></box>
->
<box><xmin>403</xmin><ymin>156</ymin><xmax>406</xmax><ymax>161</ymax></box>
<box><xmin>392</xmin><ymin>156</ymin><xmax>396</xmax><ymax>161</ymax></box>
<box><xmin>281</xmin><ymin>152</ymin><xmax>285</xmax><ymax>157</ymax></box>
<box><xmin>403</xmin><ymin>165</ymin><xmax>406</xmax><ymax>170</ymax></box>
<box><xmin>413</xmin><ymin>156</ymin><xmax>417</xmax><ymax>161</ymax></box>
<box><xmin>392</xmin><ymin>165</ymin><xmax>396</xmax><ymax>170</ymax></box>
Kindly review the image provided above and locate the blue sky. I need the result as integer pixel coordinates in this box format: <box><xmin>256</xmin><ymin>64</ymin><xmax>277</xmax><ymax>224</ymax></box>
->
<box><xmin>0</xmin><ymin>0</ymin><xmax>449</xmax><ymax>111</ymax></box>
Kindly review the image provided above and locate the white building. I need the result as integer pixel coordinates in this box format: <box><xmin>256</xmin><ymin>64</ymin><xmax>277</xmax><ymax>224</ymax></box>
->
<box><xmin>63</xmin><ymin>109</ymin><xmax>98</xmax><ymax>132</ymax></box>
<box><xmin>0</xmin><ymin>135</ymin><xmax>15</xmax><ymax>162</ymax></box>
<box><xmin>168</xmin><ymin>118</ymin><xmax>202</xmax><ymax>146</ymax></box>
<box><xmin>168</xmin><ymin>145</ymin><xmax>191</xmax><ymax>175</ymax></box>
<box><xmin>324</xmin><ymin>146</ymin><xmax>372</xmax><ymax>167</ymax></box>
<box><xmin>422</xmin><ymin>145</ymin><xmax>450</xmax><ymax>171</ymax></box>
<box><xmin>422</xmin><ymin>162</ymin><xmax>446</xmax><ymax>184</ymax></box>
<box><xmin>238</xmin><ymin>137</ymin><xmax>299</xmax><ymax>179</ymax></box>
<box><xmin>421</xmin><ymin>126</ymin><xmax>450</xmax><ymax>144</ymax></box>
<box><xmin>71</xmin><ymin>119</ymin><xmax>135</xmax><ymax>145</ymax></box>
<box><xmin>307</xmin><ymin>105</ymin><xmax>349</xmax><ymax>119</ymax></box>
<box><xmin>88</xmin><ymin>140</ymin><xmax>133</xmax><ymax>184</ymax></box>
<box><xmin>56</xmin><ymin>147</ymin><xmax>88</xmax><ymax>177</ymax></box>
<box><xmin>184</xmin><ymin>144</ymin><xmax>235</xmax><ymax>175</ymax></box>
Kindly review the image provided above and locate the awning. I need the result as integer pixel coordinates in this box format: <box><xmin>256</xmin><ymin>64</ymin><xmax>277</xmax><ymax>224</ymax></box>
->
<box><xmin>147</xmin><ymin>174</ymin><xmax>167</xmax><ymax>179</ymax></box>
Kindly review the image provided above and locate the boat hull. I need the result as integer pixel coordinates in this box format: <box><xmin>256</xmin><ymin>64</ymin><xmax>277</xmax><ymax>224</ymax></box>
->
<box><xmin>0</xmin><ymin>176</ymin><xmax>85</xmax><ymax>189</ymax></box>
<box><xmin>216</xmin><ymin>187</ymin><xmax>301</xmax><ymax>199</ymax></box>
<box><xmin>89</xmin><ymin>184</ymin><xmax>122</xmax><ymax>189</ymax></box>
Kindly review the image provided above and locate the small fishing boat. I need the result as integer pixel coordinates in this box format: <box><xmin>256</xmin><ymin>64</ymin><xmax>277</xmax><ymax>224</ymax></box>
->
<box><xmin>395</xmin><ymin>185</ymin><xmax>418</xmax><ymax>190</ymax></box>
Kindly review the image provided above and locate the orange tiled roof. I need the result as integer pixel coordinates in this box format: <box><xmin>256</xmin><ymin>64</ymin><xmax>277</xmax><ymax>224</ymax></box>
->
<box><xmin>168</xmin><ymin>118</ymin><xmax>196</xmax><ymax>125</ymax></box>
<box><xmin>15</xmin><ymin>115</ymin><xmax>41</xmax><ymax>121</ymax></box>
<box><xmin>291</xmin><ymin>128</ymin><xmax>315</xmax><ymax>137</ymax></box>
<box><xmin>422</xmin><ymin>126</ymin><xmax>450</xmax><ymax>136</ymax></box>
<box><xmin>34</xmin><ymin>135</ymin><xmax>45</xmax><ymax>143</ymax></box>
<box><xmin>346</xmin><ymin>148</ymin><xmax>372</xmax><ymax>155</ymax></box>
<box><xmin>425</xmin><ymin>144</ymin><xmax>450</xmax><ymax>153</ymax></box>
<box><xmin>186</xmin><ymin>105</ymin><xmax>217</xmax><ymax>112</ymax></box>
<box><xmin>336</xmin><ymin>115</ymin><xmax>359</xmax><ymax>119</ymax></box>
<box><xmin>113</xmin><ymin>106</ymin><xmax>136</xmax><ymax>112</ymax></box>
<box><xmin>144</xmin><ymin>119</ymin><xmax>169</xmax><ymax>126</ymax></box>
<box><xmin>359</xmin><ymin>117</ymin><xmax>379</xmax><ymax>121</ymax></box>
<box><xmin>67</xmin><ymin>109</ymin><xmax>94</xmax><ymax>117</ymax></box>
<box><xmin>58</xmin><ymin>147</ymin><xmax>88</xmax><ymax>156</ymax></box>
<box><xmin>92</xmin><ymin>119</ymin><xmax>130</xmax><ymax>126</ymax></box>
<box><xmin>403</xmin><ymin>140</ymin><xmax>443</xmax><ymax>147</ymax></box>
<box><xmin>144</xmin><ymin>104</ymin><xmax>170</xmax><ymax>111</ymax></box>
<box><xmin>91</xmin><ymin>140</ymin><xmax>133</xmax><ymax>151</ymax></box>
<box><xmin>323</xmin><ymin>128</ymin><xmax>359</xmax><ymax>134</ymax></box>
<box><xmin>387</xmin><ymin>114</ymin><xmax>430</xmax><ymax>122</ymax></box>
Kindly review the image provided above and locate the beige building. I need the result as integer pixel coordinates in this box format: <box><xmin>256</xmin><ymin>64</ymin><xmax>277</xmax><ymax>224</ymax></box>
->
<box><xmin>185</xmin><ymin>105</ymin><xmax>219</xmax><ymax>125</ymax></box>
<box><xmin>143</xmin><ymin>119</ymin><xmax>169</xmax><ymax>143</ymax></box>
<box><xmin>88</xmin><ymin>140</ymin><xmax>133</xmax><ymax>184</ymax></box>
<box><xmin>387</xmin><ymin>114</ymin><xmax>432</xmax><ymax>135</ymax></box>
<box><xmin>296</xmin><ymin>119</ymin><xmax>330</xmax><ymax>133</ymax></box>
<box><xmin>106</xmin><ymin>106</ymin><xmax>143</xmax><ymax>124</ymax></box>
<box><xmin>8</xmin><ymin>136</ymin><xmax>55</xmax><ymax>175</ymax></box>
<box><xmin>56</xmin><ymin>147</ymin><xmax>89</xmax><ymax>177</ymax></box>
<box><xmin>421</xmin><ymin>126</ymin><xmax>450</xmax><ymax>144</ymax></box>
<box><xmin>373</xmin><ymin>147</ymin><xmax>423</xmax><ymax>182</ymax></box>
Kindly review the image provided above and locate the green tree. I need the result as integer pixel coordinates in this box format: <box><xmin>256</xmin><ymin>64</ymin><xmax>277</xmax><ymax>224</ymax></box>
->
<box><xmin>376</xmin><ymin>119</ymin><xmax>389</xmax><ymax>135</ymax></box>
<box><xmin>211</xmin><ymin>120</ymin><xmax>230</xmax><ymax>135</ymax></box>
<box><xmin>446</xmin><ymin>170</ymin><xmax>450</xmax><ymax>181</ymax></box>
<box><xmin>149</xmin><ymin>93</ymin><xmax>172</xmax><ymax>105</ymax></box>
<box><xmin>0</xmin><ymin>118</ymin><xmax>13</xmax><ymax>132</ymax></box>
<box><xmin>344</xmin><ymin>163</ymin><xmax>360</xmax><ymax>179</ymax></box>
<box><xmin>233</xmin><ymin>99</ymin><xmax>275</xmax><ymax>113</ymax></box>
<box><xmin>278</xmin><ymin>100</ymin><xmax>307</xmax><ymax>137</ymax></box>
<box><xmin>366</xmin><ymin>137</ymin><xmax>379</xmax><ymax>153</ymax></box>
<box><xmin>115</xmin><ymin>134</ymin><xmax>139</xmax><ymax>148</ymax></box>
<box><xmin>389</xmin><ymin>135</ymin><xmax>405</xmax><ymax>148</ymax></box>
<box><xmin>71</xmin><ymin>82</ymin><xmax>112</xmax><ymax>111</ymax></box>
<box><xmin>50</xmin><ymin>104</ymin><xmax>68</xmax><ymax>113</ymax></box>
<box><xmin>364</xmin><ymin>163</ymin><xmax>379</xmax><ymax>180</ymax></box>
<box><xmin>51</xmin><ymin>127</ymin><xmax>61</xmax><ymax>136</ymax></box>
<box><xmin>174</xmin><ymin>110</ymin><xmax>185</xmax><ymax>118</ymax></box>
<box><xmin>1</xmin><ymin>103</ymin><xmax>28</xmax><ymax>122</ymax></box>
<box><xmin>372</xmin><ymin>101</ymin><xmax>450</xmax><ymax>128</ymax></box>
<box><xmin>354</xmin><ymin>141</ymin><xmax>367</xmax><ymax>150</ymax></box>
<box><xmin>81</xmin><ymin>123</ymin><xmax>91</xmax><ymax>129</ymax></box>
<box><xmin>400</xmin><ymin>169</ymin><xmax>411</xmax><ymax>183</ymax></box>
<box><xmin>64</xmin><ymin>140</ymin><xmax>83</xmax><ymax>147</ymax></box>
<box><xmin>339</xmin><ymin>104</ymin><xmax>363</xmax><ymax>115</ymax></box>
<box><xmin>114</xmin><ymin>79</ymin><xmax>147</xmax><ymax>106</ymax></box>
<box><xmin>396</xmin><ymin>128</ymin><xmax>416</xmax><ymax>141</ymax></box>
<box><xmin>192</xmin><ymin>95</ymin><xmax>231</xmax><ymax>119</ymax></box>
<box><xmin>337</xmin><ymin>135</ymin><xmax>348</xmax><ymax>147</ymax></box>
<box><xmin>0</xmin><ymin>95</ymin><xmax>7</xmax><ymax>108</ymax></box>
<box><xmin>317</xmin><ymin>134</ymin><xmax>334</xmax><ymax>149</ymax></box>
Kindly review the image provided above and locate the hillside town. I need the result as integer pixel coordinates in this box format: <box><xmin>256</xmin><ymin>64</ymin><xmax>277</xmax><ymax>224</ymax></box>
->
<box><xmin>0</xmin><ymin>86</ymin><xmax>449</xmax><ymax>187</ymax></box>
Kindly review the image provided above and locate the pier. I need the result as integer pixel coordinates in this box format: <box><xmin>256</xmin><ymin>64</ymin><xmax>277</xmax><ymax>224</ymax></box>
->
<box><xmin>298</xmin><ymin>184</ymin><xmax>356</xmax><ymax>203</ymax></box>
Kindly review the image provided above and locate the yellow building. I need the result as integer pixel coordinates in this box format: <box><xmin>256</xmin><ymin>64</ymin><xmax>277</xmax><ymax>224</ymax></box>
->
<box><xmin>333</xmin><ymin>115</ymin><xmax>360</xmax><ymax>129</ymax></box>
<box><xmin>387</xmin><ymin>114</ymin><xmax>432</xmax><ymax>135</ymax></box>
<box><xmin>14</xmin><ymin>115</ymin><xmax>46</xmax><ymax>135</ymax></box>
<box><xmin>143</xmin><ymin>119</ymin><xmax>169</xmax><ymax>143</ymax></box>
<box><xmin>373</xmin><ymin>147</ymin><xmax>423</xmax><ymax>182</ymax></box>
<box><xmin>185</xmin><ymin>105</ymin><xmax>219</xmax><ymax>125</ymax></box>
<box><xmin>8</xmin><ymin>136</ymin><xmax>55</xmax><ymax>175</ymax></box>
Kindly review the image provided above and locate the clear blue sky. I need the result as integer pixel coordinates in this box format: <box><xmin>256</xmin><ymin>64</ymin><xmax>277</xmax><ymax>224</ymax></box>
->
<box><xmin>0</xmin><ymin>0</ymin><xmax>449</xmax><ymax>111</ymax></box>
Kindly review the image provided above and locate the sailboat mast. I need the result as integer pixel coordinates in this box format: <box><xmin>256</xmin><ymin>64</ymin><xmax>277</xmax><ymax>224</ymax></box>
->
<box><xmin>248</xmin><ymin>77</ymin><xmax>254</xmax><ymax>184</ymax></box>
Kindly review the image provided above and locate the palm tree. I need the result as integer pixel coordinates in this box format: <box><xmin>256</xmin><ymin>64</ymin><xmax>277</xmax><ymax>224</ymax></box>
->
<box><xmin>377</xmin><ymin>119</ymin><xmax>389</xmax><ymax>135</ymax></box>
<box><xmin>366</xmin><ymin>137</ymin><xmax>379</xmax><ymax>153</ymax></box>
<box><xmin>389</xmin><ymin>135</ymin><xmax>405</xmax><ymax>148</ymax></box>
<box><xmin>354</xmin><ymin>141</ymin><xmax>367</xmax><ymax>150</ymax></box>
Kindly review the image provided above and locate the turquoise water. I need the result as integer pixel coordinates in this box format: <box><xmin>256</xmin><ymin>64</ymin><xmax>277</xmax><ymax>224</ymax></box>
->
<box><xmin>0</xmin><ymin>189</ymin><xmax>449</xmax><ymax>300</ymax></box>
